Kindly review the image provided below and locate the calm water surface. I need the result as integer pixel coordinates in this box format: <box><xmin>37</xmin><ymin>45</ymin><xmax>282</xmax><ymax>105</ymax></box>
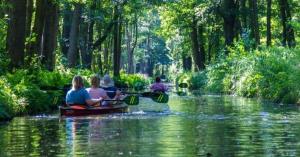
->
<box><xmin>1</xmin><ymin>95</ymin><xmax>300</xmax><ymax>157</ymax></box>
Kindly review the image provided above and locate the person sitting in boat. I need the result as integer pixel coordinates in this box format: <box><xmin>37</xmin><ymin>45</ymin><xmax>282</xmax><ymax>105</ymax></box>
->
<box><xmin>66</xmin><ymin>75</ymin><xmax>102</xmax><ymax>106</ymax></box>
<box><xmin>100</xmin><ymin>74</ymin><xmax>122</xmax><ymax>100</ymax></box>
<box><xmin>86</xmin><ymin>74</ymin><xmax>109</xmax><ymax>100</ymax></box>
<box><xmin>150</xmin><ymin>76</ymin><xmax>168</xmax><ymax>93</ymax></box>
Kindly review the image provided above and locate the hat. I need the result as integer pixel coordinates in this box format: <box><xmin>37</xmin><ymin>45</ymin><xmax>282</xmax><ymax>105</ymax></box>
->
<box><xmin>101</xmin><ymin>74</ymin><xmax>115</xmax><ymax>87</ymax></box>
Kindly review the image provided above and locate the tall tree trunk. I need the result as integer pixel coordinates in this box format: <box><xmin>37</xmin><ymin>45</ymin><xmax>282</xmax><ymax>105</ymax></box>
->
<box><xmin>266</xmin><ymin>0</ymin><xmax>272</xmax><ymax>46</ymax></box>
<box><xmin>25</xmin><ymin>0</ymin><xmax>33</xmax><ymax>37</ymax></box>
<box><xmin>208</xmin><ymin>27</ymin><xmax>215</xmax><ymax>63</ymax></box>
<box><xmin>33</xmin><ymin>0</ymin><xmax>46</xmax><ymax>55</ymax></box>
<box><xmin>279</xmin><ymin>0</ymin><xmax>287</xmax><ymax>47</ymax></box>
<box><xmin>61</xmin><ymin>3</ymin><xmax>72</xmax><ymax>57</ymax></box>
<box><xmin>103</xmin><ymin>40</ymin><xmax>109</xmax><ymax>73</ymax></box>
<box><xmin>240</xmin><ymin>0</ymin><xmax>247</xmax><ymax>30</ymax></box>
<box><xmin>27</xmin><ymin>0</ymin><xmax>46</xmax><ymax>62</ymax></box>
<box><xmin>113</xmin><ymin>6</ymin><xmax>122</xmax><ymax>77</ymax></box>
<box><xmin>208</xmin><ymin>26</ymin><xmax>221</xmax><ymax>62</ymax></box>
<box><xmin>97</xmin><ymin>49</ymin><xmax>103</xmax><ymax>75</ymax></box>
<box><xmin>147</xmin><ymin>59</ymin><xmax>154</xmax><ymax>77</ymax></box>
<box><xmin>145</xmin><ymin>30</ymin><xmax>153</xmax><ymax>76</ymax></box>
<box><xmin>24</xmin><ymin>0</ymin><xmax>33</xmax><ymax>60</ymax></box>
<box><xmin>249</xmin><ymin>0</ymin><xmax>260</xmax><ymax>47</ymax></box>
<box><xmin>42</xmin><ymin>0</ymin><xmax>59</xmax><ymax>71</ymax></box>
<box><xmin>96</xmin><ymin>23</ymin><xmax>103</xmax><ymax>75</ymax></box>
<box><xmin>278</xmin><ymin>0</ymin><xmax>295</xmax><ymax>47</ymax></box>
<box><xmin>7</xmin><ymin>0</ymin><xmax>27</xmax><ymax>69</ymax></box>
<box><xmin>79</xmin><ymin>20</ymin><xmax>89</xmax><ymax>68</ymax></box>
<box><xmin>145</xmin><ymin>31</ymin><xmax>151</xmax><ymax>75</ymax></box>
<box><xmin>86</xmin><ymin>3</ymin><xmax>95</xmax><ymax>69</ymax></box>
<box><xmin>198</xmin><ymin>24</ymin><xmax>206</xmax><ymax>70</ymax></box>
<box><xmin>126</xmin><ymin>18</ymin><xmax>138</xmax><ymax>74</ymax></box>
<box><xmin>235</xmin><ymin>0</ymin><xmax>241</xmax><ymax>40</ymax></box>
<box><xmin>125</xmin><ymin>23</ymin><xmax>132</xmax><ymax>73</ymax></box>
<box><xmin>279</xmin><ymin>0</ymin><xmax>296</xmax><ymax>47</ymax></box>
<box><xmin>86</xmin><ymin>19</ymin><xmax>94</xmax><ymax>69</ymax></box>
<box><xmin>108</xmin><ymin>35</ymin><xmax>114</xmax><ymax>73</ymax></box>
<box><xmin>67</xmin><ymin>3</ymin><xmax>82</xmax><ymax>67</ymax></box>
<box><xmin>190</xmin><ymin>17</ymin><xmax>204</xmax><ymax>71</ymax></box>
<box><xmin>117</xmin><ymin>15</ymin><xmax>122</xmax><ymax>75</ymax></box>
<box><xmin>182</xmin><ymin>56</ymin><xmax>192</xmax><ymax>71</ymax></box>
<box><xmin>222</xmin><ymin>0</ymin><xmax>236</xmax><ymax>49</ymax></box>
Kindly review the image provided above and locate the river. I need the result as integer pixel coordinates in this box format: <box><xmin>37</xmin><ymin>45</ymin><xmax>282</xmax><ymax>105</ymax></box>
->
<box><xmin>1</xmin><ymin>95</ymin><xmax>300</xmax><ymax>157</ymax></box>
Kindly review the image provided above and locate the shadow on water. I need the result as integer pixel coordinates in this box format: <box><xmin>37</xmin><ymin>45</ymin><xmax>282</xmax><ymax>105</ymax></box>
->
<box><xmin>1</xmin><ymin>94</ymin><xmax>300</xmax><ymax>156</ymax></box>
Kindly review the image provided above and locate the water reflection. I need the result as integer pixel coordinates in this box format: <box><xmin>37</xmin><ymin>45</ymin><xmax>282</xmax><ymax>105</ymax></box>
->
<box><xmin>1</xmin><ymin>95</ymin><xmax>300</xmax><ymax>156</ymax></box>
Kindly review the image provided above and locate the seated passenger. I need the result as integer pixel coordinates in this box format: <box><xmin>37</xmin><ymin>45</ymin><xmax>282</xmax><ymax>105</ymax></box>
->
<box><xmin>150</xmin><ymin>77</ymin><xmax>168</xmax><ymax>93</ymax></box>
<box><xmin>100</xmin><ymin>74</ymin><xmax>121</xmax><ymax>100</ymax></box>
<box><xmin>66</xmin><ymin>75</ymin><xmax>101</xmax><ymax>106</ymax></box>
<box><xmin>86</xmin><ymin>75</ymin><xmax>108</xmax><ymax>99</ymax></box>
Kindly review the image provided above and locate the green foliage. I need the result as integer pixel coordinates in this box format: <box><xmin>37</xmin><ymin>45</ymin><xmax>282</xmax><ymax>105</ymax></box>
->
<box><xmin>4</xmin><ymin>69</ymin><xmax>70</xmax><ymax>114</ymax></box>
<box><xmin>178</xmin><ymin>45</ymin><xmax>300</xmax><ymax>104</ymax></box>
<box><xmin>0</xmin><ymin>67</ymin><xmax>153</xmax><ymax>120</ymax></box>
<box><xmin>190</xmin><ymin>71</ymin><xmax>207</xmax><ymax>90</ymax></box>
<box><xmin>0</xmin><ymin>69</ymin><xmax>71</xmax><ymax>120</ymax></box>
<box><xmin>176</xmin><ymin>72</ymin><xmax>191</xmax><ymax>86</ymax></box>
<box><xmin>176</xmin><ymin>71</ymin><xmax>207</xmax><ymax>90</ymax></box>
<box><xmin>115</xmin><ymin>73</ymin><xmax>149</xmax><ymax>90</ymax></box>
<box><xmin>0</xmin><ymin>77</ymin><xmax>24</xmax><ymax>120</ymax></box>
<box><xmin>13</xmin><ymin>81</ymin><xmax>51</xmax><ymax>114</ymax></box>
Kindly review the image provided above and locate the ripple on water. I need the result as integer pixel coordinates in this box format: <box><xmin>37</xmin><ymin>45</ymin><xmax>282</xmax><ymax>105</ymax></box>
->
<box><xmin>1</xmin><ymin>95</ymin><xmax>300</xmax><ymax>157</ymax></box>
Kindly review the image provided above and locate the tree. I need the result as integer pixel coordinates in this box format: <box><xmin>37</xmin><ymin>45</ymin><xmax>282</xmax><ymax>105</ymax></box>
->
<box><xmin>113</xmin><ymin>5</ymin><xmax>122</xmax><ymax>77</ymax></box>
<box><xmin>159</xmin><ymin>1</ymin><xmax>207</xmax><ymax>70</ymax></box>
<box><xmin>42</xmin><ymin>0</ymin><xmax>59</xmax><ymax>71</ymax></box>
<box><xmin>190</xmin><ymin>16</ymin><xmax>205</xmax><ymax>71</ymax></box>
<box><xmin>279</xmin><ymin>0</ymin><xmax>296</xmax><ymax>48</ymax></box>
<box><xmin>240</xmin><ymin>0</ymin><xmax>248</xmax><ymax>30</ymax></box>
<box><xmin>220</xmin><ymin>0</ymin><xmax>237</xmax><ymax>48</ymax></box>
<box><xmin>25</xmin><ymin>0</ymin><xmax>33</xmax><ymax>38</ymax></box>
<box><xmin>85</xmin><ymin>1</ymin><xmax>96</xmax><ymax>69</ymax></box>
<box><xmin>28</xmin><ymin>0</ymin><xmax>46</xmax><ymax>62</ymax></box>
<box><xmin>6</xmin><ymin>0</ymin><xmax>27</xmax><ymax>69</ymax></box>
<box><xmin>125</xmin><ymin>13</ymin><xmax>138</xmax><ymax>74</ymax></box>
<box><xmin>67</xmin><ymin>3</ymin><xmax>82</xmax><ymax>67</ymax></box>
<box><xmin>249</xmin><ymin>0</ymin><xmax>260</xmax><ymax>47</ymax></box>
<box><xmin>61</xmin><ymin>3</ymin><xmax>72</xmax><ymax>57</ymax></box>
<box><xmin>266</xmin><ymin>0</ymin><xmax>272</xmax><ymax>46</ymax></box>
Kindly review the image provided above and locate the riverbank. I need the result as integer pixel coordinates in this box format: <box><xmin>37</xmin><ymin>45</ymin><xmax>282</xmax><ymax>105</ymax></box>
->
<box><xmin>0</xmin><ymin>69</ymin><xmax>148</xmax><ymax>121</ymax></box>
<box><xmin>177</xmin><ymin>46</ymin><xmax>300</xmax><ymax>104</ymax></box>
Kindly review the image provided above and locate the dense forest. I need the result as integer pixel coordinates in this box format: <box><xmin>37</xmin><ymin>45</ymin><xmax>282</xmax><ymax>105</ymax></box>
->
<box><xmin>0</xmin><ymin>0</ymin><xmax>300</xmax><ymax>120</ymax></box>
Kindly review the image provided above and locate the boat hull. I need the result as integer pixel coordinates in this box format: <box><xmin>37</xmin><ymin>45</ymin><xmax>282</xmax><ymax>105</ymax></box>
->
<box><xmin>59</xmin><ymin>104</ymin><xmax>128</xmax><ymax>116</ymax></box>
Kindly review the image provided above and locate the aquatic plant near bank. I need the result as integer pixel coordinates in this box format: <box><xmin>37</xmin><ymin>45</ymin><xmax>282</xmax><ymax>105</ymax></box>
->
<box><xmin>177</xmin><ymin>46</ymin><xmax>300</xmax><ymax>104</ymax></box>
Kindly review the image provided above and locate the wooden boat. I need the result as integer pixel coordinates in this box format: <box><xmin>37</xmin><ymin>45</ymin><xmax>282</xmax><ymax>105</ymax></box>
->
<box><xmin>59</xmin><ymin>103</ymin><xmax>128</xmax><ymax>116</ymax></box>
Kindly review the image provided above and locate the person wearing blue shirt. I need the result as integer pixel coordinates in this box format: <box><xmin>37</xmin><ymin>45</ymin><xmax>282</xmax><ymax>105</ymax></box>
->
<box><xmin>66</xmin><ymin>75</ymin><xmax>102</xmax><ymax>106</ymax></box>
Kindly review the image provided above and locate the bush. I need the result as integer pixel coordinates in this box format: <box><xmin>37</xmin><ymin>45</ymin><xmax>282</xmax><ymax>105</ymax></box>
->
<box><xmin>0</xmin><ymin>69</ymin><xmax>68</xmax><ymax>120</ymax></box>
<box><xmin>177</xmin><ymin>45</ymin><xmax>300</xmax><ymax>104</ymax></box>
<box><xmin>115</xmin><ymin>73</ymin><xmax>149</xmax><ymax>90</ymax></box>
<box><xmin>0</xmin><ymin>77</ymin><xmax>24</xmax><ymax>120</ymax></box>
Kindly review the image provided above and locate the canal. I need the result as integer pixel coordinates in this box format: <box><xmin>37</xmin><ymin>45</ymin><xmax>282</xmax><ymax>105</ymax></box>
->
<box><xmin>1</xmin><ymin>95</ymin><xmax>300</xmax><ymax>156</ymax></box>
